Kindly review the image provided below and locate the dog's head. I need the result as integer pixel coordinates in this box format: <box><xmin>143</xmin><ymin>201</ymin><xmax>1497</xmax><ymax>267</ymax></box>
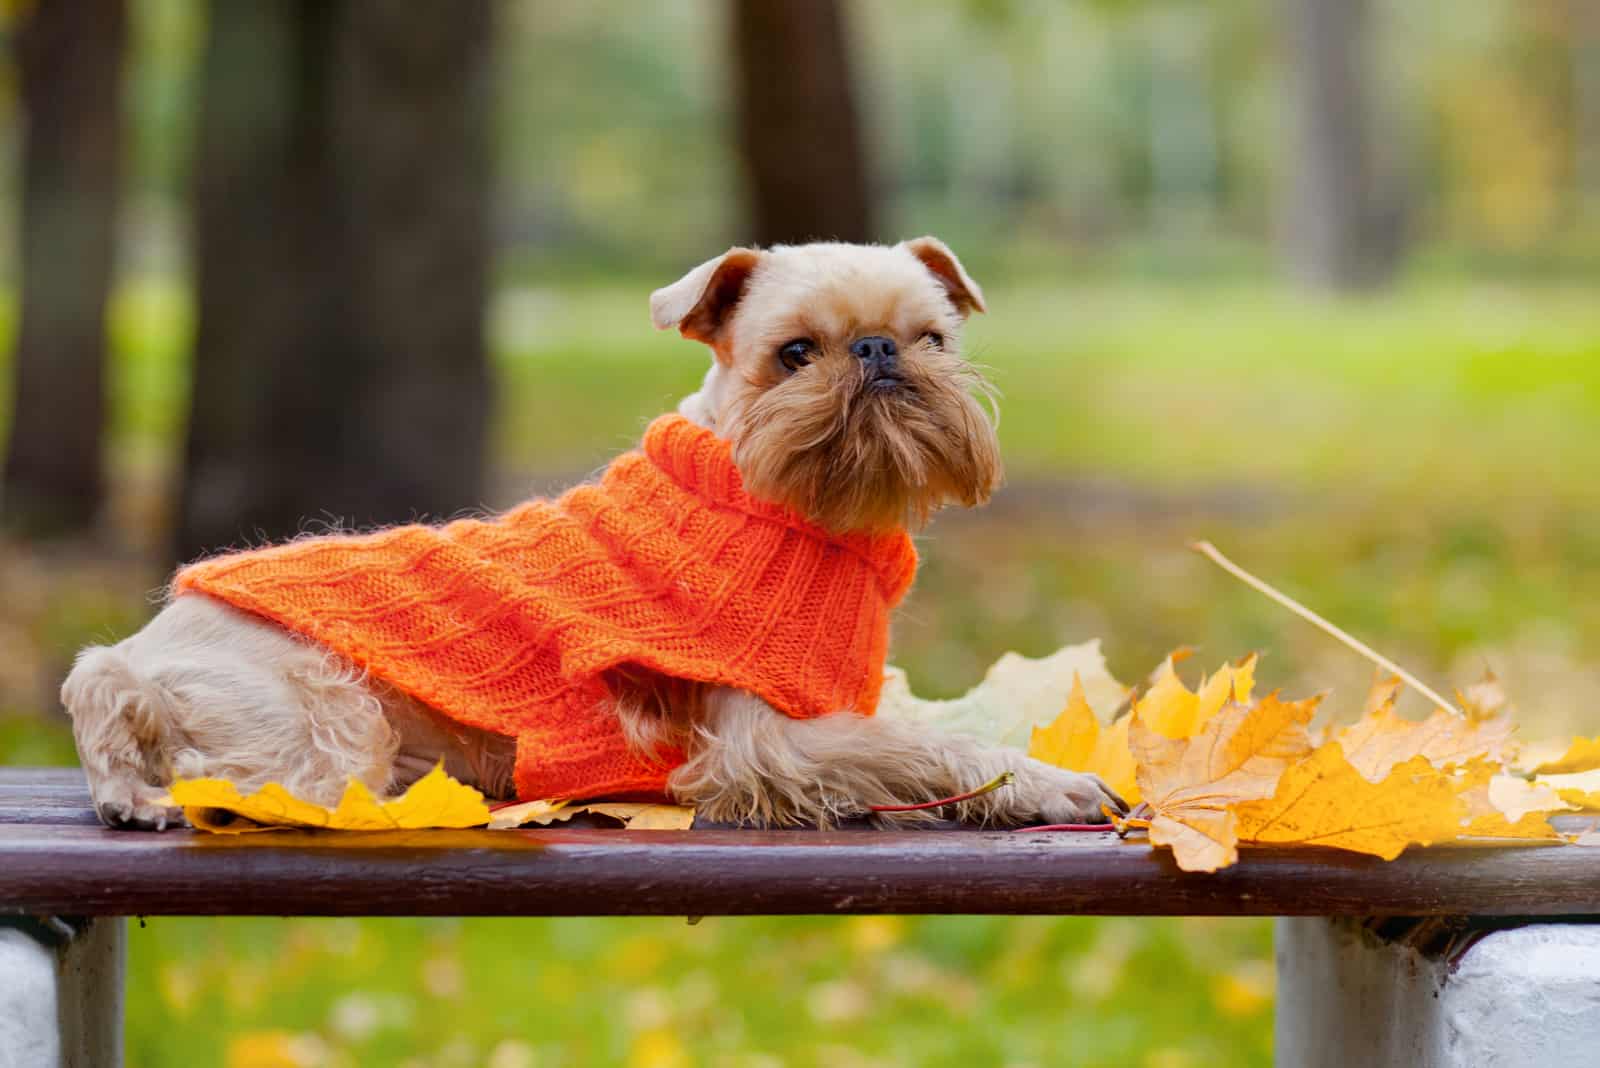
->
<box><xmin>651</xmin><ymin>238</ymin><xmax>1001</xmax><ymax>533</ymax></box>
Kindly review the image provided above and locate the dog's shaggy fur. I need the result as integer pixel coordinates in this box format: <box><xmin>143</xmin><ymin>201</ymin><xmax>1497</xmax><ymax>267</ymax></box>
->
<box><xmin>62</xmin><ymin>238</ymin><xmax>1125</xmax><ymax>830</ymax></box>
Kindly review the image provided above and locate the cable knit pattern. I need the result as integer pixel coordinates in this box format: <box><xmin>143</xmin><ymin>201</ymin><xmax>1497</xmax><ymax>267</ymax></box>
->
<box><xmin>173</xmin><ymin>415</ymin><xmax>918</xmax><ymax>801</ymax></box>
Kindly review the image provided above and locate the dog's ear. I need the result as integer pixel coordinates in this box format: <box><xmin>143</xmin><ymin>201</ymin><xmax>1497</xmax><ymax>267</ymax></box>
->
<box><xmin>900</xmin><ymin>236</ymin><xmax>986</xmax><ymax>317</ymax></box>
<box><xmin>650</xmin><ymin>247</ymin><xmax>763</xmax><ymax>345</ymax></box>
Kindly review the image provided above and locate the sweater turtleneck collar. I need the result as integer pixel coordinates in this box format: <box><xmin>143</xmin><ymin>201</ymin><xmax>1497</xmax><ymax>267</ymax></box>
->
<box><xmin>639</xmin><ymin>414</ymin><xmax>918</xmax><ymax>601</ymax></box>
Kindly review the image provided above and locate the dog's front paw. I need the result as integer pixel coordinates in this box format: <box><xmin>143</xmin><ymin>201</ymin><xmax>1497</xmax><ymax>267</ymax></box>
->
<box><xmin>93</xmin><ymin>784</ymin><xmax>185</xmax><ymax>831</ymax></box>
<box><xmin>1015</xmin><ymin>762</ymin><xmax>1128</xmax><ymax>826</ymax></box>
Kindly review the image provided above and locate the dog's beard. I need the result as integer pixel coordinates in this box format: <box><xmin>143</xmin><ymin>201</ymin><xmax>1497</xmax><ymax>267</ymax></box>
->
<box><xmin>729</xmin><ymin>350</ymin><xmax>1002</xmax><ymax>533</ymax></box>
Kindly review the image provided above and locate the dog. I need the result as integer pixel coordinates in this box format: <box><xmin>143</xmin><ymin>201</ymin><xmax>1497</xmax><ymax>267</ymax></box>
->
<box><xmin>61</xmin><ymin>238</ymin><xmax>1126</xmax><ymax>831</ymax></box>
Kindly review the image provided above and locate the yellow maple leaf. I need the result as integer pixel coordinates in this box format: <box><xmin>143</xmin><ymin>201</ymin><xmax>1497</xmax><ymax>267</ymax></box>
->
<box><xmin>1131</xmin><ymin>691</ymin><xmax>1319</xmax><ymax>872</ymax></box>
<box><xmin>1335</xmin><ymin>688</ymin><xmax>1515</xmax><ymax>784</ymax></box>
<box><xmin>169</xmin><ymin>765</ymin><xmax>491</xmax><ymax>833</ymax></box>
<box><xmin>1093</xmin><ymin>715</ymin><xmax>1140</xmax><ymax>806</ymax></box>
<box><xmin>1135</xmin><ymin>653</ymin><xmax>1258</xmax><ymax>740</ymax></box>
<box><xmin>1233</xmin><ymin>744</ymin><xmax>1468</xmax><ymax>860</ymax></box>
<box><xmin>1029</xmin><ymin>674</ymin><xmax>1098</xmax><ymax>769</ymax></box>
<box><xmin>1528</xmin><ymin>736</ymin><xmax>1600</xmax><ymax>776</ymax></box>
<box><xmin>1230</xmin><ymin>653</ymin><xmax>1259</xmax><ymax>706</ymax></box>
<box><xmin>1028</xmin><ymin>673</ymin><xmax>1141</xmax><ymax>804</ymax></box>
<box><xmin>1535</xmin><ymin>769</ymin><xmax>1600</xmax><ymax>810</ymax></box>
<box><xmin>169</xmin><ymin>780</ymin><xmax>338</xmax><ymax>833</ymax></box>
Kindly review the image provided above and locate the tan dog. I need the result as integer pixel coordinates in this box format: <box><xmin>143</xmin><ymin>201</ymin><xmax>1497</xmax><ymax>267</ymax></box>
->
<box><xmin>61</xmin><ymin>238</ymin><xmax>1125</xmax><ymax>830</ymax></box>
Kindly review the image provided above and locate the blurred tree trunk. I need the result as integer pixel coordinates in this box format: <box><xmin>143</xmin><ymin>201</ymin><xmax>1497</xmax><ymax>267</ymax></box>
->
<box><xmin>1147</xmin><ymin>7</ymin><xmax>1220</xmax><ymax>236</ymax></box>
<box><xmin>1281</xmin><ymin>0</ymin><xmax>1402</xmax><ymax>291</ymax></box>
<box><xmin>3</xmin><ymin>0</ymin><xmax>127</xmax><ymax>537</ymax></box>
<box><xmin>176</xmin><ymin>0</ymin><xmax>492</xmax><ymax>563</ymax></box>
<box><xmin>729</xmin><ymin>0</ymin><xmax>874</xmax><ymax>245</ymax></box>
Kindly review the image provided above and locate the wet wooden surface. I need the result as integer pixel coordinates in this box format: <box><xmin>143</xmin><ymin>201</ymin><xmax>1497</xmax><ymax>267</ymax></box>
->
<box><xmin>3</xmin><ymin>767</ymin><xmax>1597</xmax><ymax>918</ymax></box>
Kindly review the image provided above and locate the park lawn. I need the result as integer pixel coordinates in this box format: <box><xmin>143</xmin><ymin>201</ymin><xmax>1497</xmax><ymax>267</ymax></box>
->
<box><xmin>3</xmin><ymin>277</ymin><xmax>1598</xmax><ymax>1066</ymax></box>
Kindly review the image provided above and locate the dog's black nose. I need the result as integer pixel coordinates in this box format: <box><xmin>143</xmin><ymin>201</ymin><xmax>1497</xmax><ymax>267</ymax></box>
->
<box><xmin>850</xmin><ymin>335</ymin><xmax>899</xmax><ymax>373</ymax></box>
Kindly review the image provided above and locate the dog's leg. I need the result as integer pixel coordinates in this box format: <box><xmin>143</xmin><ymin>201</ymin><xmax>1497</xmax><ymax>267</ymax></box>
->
<box><xmin>61</xmin><ymin>594</ymin><xmax>401</xmax><ymax>827</ymax></box>
<box><xmin>382</xmin><ymin>694</ymin><xmax>517</xmax><ymax>800</ymax></box>
<box><xmin>669</xmin><ymin>688</ymin><xmax>1126</xmax><ymax>828</ymax></box>
<box><xmin>58</xmin><ymin>643</ymin><xmax>184</xmax><ymax>830</ymax></box>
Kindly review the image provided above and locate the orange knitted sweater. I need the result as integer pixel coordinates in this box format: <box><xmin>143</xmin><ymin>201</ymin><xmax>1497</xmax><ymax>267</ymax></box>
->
<box><xmin>174</xmin><ymin>415</ymin><xmax>918</xmax><ymax>802</ymax></box>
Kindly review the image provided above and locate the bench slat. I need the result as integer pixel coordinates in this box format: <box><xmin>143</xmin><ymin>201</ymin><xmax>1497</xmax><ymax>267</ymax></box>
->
<box><xmin>0</xmin><ymin>821</ymin><xmax>1595</xmax><ymax>918</ymax></box>
<box><xmin>0</xmin><ymin>804</ymin><xmax>103</xmax><ymax>826</ymax></box>
<box><xmin>3</xmin><ymin>768</ymin><xmax>1595</xmax><ymax>918</ymax></box>
<box><xmin>0</xmin><ymin>768</ymin><xmax>87</xmax><ymax>787</ymax></box>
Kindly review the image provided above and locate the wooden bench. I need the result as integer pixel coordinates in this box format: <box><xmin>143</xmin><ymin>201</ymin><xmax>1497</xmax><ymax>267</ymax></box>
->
<box><xmin>3</xmin><ymin>766</ymin><xmax>1598</xmax><ymax>1067</ymax></box>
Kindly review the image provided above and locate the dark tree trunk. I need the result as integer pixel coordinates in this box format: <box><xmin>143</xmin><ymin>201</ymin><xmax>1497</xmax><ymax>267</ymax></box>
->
<box><xmin>3</xmin><ymin>0</ymin><xmax>127</xmax><ymax>537</ymax></box>
<box><xmin>729</xmin><ymin>0</ymin><xmax>874</xmax><ymax>246</ymax></box>
<box><xmin>176</xmin><ymin>0</ymin><xmax>493</xmax><ymax>564</ymax></box>
<box><xmin>1281</xmin><ymin>0</ymin><xmax>1401</xmax><ymax>291</ymax></box>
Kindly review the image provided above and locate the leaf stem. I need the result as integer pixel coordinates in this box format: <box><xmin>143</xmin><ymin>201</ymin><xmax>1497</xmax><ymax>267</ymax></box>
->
<box><xmin>1189</xmin><ymin>540</ymin><xmax>1462</xmax><ymax>717</ymax></box>
<box><xmin>1011</xmin><ymin>823</ymin><xmax>1112</xmax><ymax>833</ymax></box>
<box><xmin>869</xmin><ymin>771</ymin><xmax>1015</xmax><ymax>813</ymax></box>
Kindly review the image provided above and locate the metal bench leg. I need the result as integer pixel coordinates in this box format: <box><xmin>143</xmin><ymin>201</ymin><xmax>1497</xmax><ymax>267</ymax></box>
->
<box><xmin>1275</xmin><ymin>916</ymin><xmax>1600</xmax><ymax>1068</ymax></box>
<box><xmin>0</xmin><ymin>918</ymin><xmax>124</xmax><ymax>1068</ymax></box>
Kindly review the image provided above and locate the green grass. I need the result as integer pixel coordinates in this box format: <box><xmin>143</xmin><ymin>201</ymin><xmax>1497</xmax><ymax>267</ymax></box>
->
<box><xmin>490</xmin><ymin>280</ymin><xmax>1600</xmax><ymax>502</ymax></box>
<box><xmin>121</xmin><ymin>914</ymin><xmax>1274</xmax><ymax>1068</ymax></box>
<box><xmin>5</xmin><ymin>277</ymin><xmax>1600</xmax><ymax>1066</ymax></box>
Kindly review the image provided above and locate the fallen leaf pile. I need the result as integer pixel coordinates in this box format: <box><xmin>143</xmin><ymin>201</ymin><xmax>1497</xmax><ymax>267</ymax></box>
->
<box><xmin>1028</xmin><ymin>655</ymin><xmax>1595</xmax><ymax>872</ymax></box>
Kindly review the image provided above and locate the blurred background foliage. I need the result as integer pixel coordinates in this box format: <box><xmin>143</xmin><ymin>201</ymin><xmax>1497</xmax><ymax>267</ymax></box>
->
<box><xmin>1</xmin><ymin>1</ymin><xmax>1597</xmax><ymax>1065</ymax></box>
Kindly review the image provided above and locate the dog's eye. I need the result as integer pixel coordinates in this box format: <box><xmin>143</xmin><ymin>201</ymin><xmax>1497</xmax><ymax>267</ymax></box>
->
<box><xmin>922</xmin><ymin>331</ymin><xmax>945</xmax><ymax>350</ymax></box>
<box><xmin>777</xmin><ymin>339</ymin><xmax>815</xmax><ymax>373</ymax></box>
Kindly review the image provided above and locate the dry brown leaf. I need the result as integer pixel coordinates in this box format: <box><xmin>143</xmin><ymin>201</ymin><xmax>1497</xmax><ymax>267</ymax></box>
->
<box><xmin>1335</xmin><ymin>684</ymin><xmax>1514</xmax><ymax>783</ymax></box>
<box><xmin>489</xmin><ymin>799</ymin><xmax>696</xmax><ymax>830</ymax></box>
<box><xmin>584</xmin><ymin>802</ymin><xmax>697</xmax><ymax>829</ymax></box>
<box><xmin>1028</xmin><ymin>673</ymin><xmax>1141</xmax><ymax>804</ymax></box>
<box><xmin>1457</xmin><ymin>765</ymin><xmax>1573</xmax><ymax>841</ymax></box>
<box><xmin>1131</xmin><ymin>690</ymin><xmax>1319</xmax><ymax>873</ymax></box>
<box><xmin>1149</xmin><ymin>807</ymin><xmax>1239</xmax><ymax>874</ymax></box>
<box><xmin>486</xmin><ymin>799</ymin><xmax>571</xmax><ymax>829</ymax></box>
<box><xmin>1362</xmin><ymin>674</ymin><xmax>1404</xmax><ymax>717</ymax></box>
<box><xmin>1486</xmin><ymin>774</ymin><xmax>1573</xmax><ymax>823</ymax></box>
<box><xmin>1456</xmin><ymin>670</ymin><xmax>1511</xmax><ymax>722</ymax></box>
<box><xmin>1232</xmin><ymin>744</ymin><xmax>1468</xmax><ymax>860</ymax></box>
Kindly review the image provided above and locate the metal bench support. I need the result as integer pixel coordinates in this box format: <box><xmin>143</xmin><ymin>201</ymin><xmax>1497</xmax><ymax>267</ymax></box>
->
<box><xmin>0</xmin><ymin>918</ymin><xmax>124</xmax><ymax>1068</ymax></box>
<box><xmin>1275</xmin><ymin>916</ymin><xmax>1600</xmax><ymax>1068</ymax></box>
